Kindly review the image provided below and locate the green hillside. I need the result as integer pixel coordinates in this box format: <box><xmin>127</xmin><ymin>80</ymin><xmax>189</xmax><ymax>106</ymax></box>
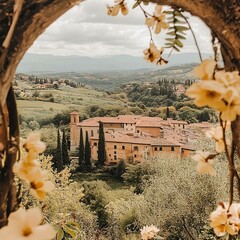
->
<box><xmin>15</xmin><ymin>81</ymin><xmax>125</xmax><ymax>121</ymax></box>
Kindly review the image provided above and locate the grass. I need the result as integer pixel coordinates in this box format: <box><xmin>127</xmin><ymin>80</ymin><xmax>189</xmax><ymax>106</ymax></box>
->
<box><xmin>72</xmin><ymin>171</ymin><xmax>131</xmax><ymax>190</ymax></box>
<box><xmin>17</xmin><ymin>84</ymin><xmax>125</xmax><ymax>120</ymax></box>
<box><xmin>17</xmin><ymin>99</ymin><xmax>81</xmax><ymax>120</ymax></box>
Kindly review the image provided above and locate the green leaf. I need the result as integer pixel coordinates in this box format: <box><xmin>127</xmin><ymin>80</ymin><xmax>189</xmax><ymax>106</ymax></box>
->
<box><xmin>57</xmin><ymin>227</ymin><xmax>64</xmax><ymax>240</ymax></box>
<box><xmin>165</xmin><ymin>38</ymin><xmax>175</xmax><ymax>43</ymax></box>
<box><xmin>65</xmin><ymin>223</ymin><xmax>80</xmax><ymax>232</ymax></box>
<box><xmin>175</xmin><ymin>39</ymin><xmax>183</xmax><ymax>47</ymax></box>
<box><xmin>164</xmin><ymin>10</ymin><xmax>174</xmax><ymax>14</ymax></box>
<box><xmin>175</xmin><ymin>26</ymin><xmax>189</xmax><ymax>32</ymax></box>
<box><xmin>174</xmin><ymin>19</ymin><xmax>186</xmax><ymax>24</ymax></box>
<box><xmin>165</xmin><ymin>43</ymin><xmax>173</xmax><ymax>47</ymax></box>
<box><xmin>167</xmin><ymin>16</ymin><xmax>174</xmax><ymax>20</ymax></box>
<box><xmin>174</xmin><ymin>11</ymin><xmax>184</xmax><ymax>18</ymax></box>
<box><xmin>174</xmin><ymin>11</ymin><xmax>189</xmax><ymax>19</ymax></box>
<box><xmin>68</xmin><ymin>222</ymin><xmax>80</xmax><ymax>228</ymax></box>
<box><xmin>176</xmin><ymin>34</ymin><xmax>186</xmax><ymax>40</ymax></box>
<box><xmin>63</xmin><ymin>225</ymin><xmax>76</xmax><ymax>238</ymax></box>
<box><xmin>132</xmin><ymin>1</ymin><xmax>141</xmax><ymax>9</ymax></box>
<box><xmin>173</xmin><ymin>45</ymin><xmax>180</xmax><ymax>52</ymax></box>
<box><xmin>167</xmin><ymin>31</ymin><xmax>176</xmax><ymax>36</ymax></box>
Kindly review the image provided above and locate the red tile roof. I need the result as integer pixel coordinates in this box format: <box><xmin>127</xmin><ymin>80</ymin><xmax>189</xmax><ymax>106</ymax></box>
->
<box><xmin>70</xmin><ymin>111</ymin><xmax>79</xmax><ymax>115</ymax></box>
<box><xmin>91</xmin><ymin>132</ymin><xmax>181</xmax><ymax>146</ymax></box>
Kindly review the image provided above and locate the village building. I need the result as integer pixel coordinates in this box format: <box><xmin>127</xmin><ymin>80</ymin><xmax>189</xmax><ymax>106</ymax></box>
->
<box><xmin>91</xmin><ymin>132</ymin><xmax>182</xmax><ymax>163</ymax></box>
<box><xmin>70</xmin><ymin>112</ymin><xmax>200</xmax><ymax>164</ymax></box>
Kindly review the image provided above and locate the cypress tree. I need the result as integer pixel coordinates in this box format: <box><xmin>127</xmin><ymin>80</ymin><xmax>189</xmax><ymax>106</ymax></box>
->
<box><xmin>62</xmin><ymin>129</ymin><xmax>70</xmax><ymax>166</ymax></box>
<box><xmin>53</xmin><ymin>129</ymin><xmax>63</xmax><ymax>172</ymax></box>
<box><xmin>166</xmin><ymin>106</ymin><xmax>170</xmax><ymax>119</ymax></box>
<box><xmin>84</xmin><ymin>131</ymin><xmax>91</xmax><ymax>168</ymax></box>
<box><xmin>78</xmin><ymin>128</ymin><xmax>85</xmax><ymax>170</ymax></box>
<box><xmin>97</xmin><ymin>121</ymin><xmax>106</xmax><ymax>166</ymax></box>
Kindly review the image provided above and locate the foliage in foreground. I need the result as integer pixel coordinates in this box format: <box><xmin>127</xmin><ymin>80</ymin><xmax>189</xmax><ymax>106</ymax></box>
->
<box><xmin>20</xmin><ymin>155</ymin><xmax>99</xmax><ymax>240</ymax></box>
<box><xmin>108</xmin><ymin>155</ymin><xmax>228</xmax><ymax>239</ymax></box>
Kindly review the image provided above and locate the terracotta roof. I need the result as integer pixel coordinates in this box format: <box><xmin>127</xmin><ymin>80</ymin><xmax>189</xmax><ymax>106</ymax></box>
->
<box><xmin>136</xmin><ymin>117</ymin><xmax>163</xmax><ymax>127</ymax></box>
<box><xmin>77</xmin><ymin>115</ymin><xmax>192</xmax><ymax>137</ymax></box>
<box><xmin>139</xmin><ymin>116</ymin><xmax>163</xmax><ymax>121</ymax></box>
<box><xmin>150</xmin><ymin>138</ymin><xmax>181</xmax><ymax>146</ymax></box>
<box><xmin>188</xmin><ymin>122</ymin><xmax>211</xmax><ymax>128</ymax></box>
<box><xmin>78</xmin><ymin>117</ymin><xmax>100</xmax><ymax>127</ymax></box>
<box><xmin>91</xmin><ymin>132</ymin><xmax>180</xmax><ymax>146</ymax></box>
<box><xmin>181</xmin><ymin>145</ymin><xmax>195</xmax><ymax>151</ymax></box>
<box><xmin>169</xmin><ymin>120</ymin><xmax>188</xmax><ymax>124</ymax></box>
<box><xmin>136</xmin><ymin>122</ymin><xmax>162</xmax><ymax>127</ymax></box>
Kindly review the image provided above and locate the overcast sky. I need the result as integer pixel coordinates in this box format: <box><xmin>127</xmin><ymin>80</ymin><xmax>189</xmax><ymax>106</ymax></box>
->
<box><xmin>28</xmin><ymin>0</ymin><xmax>213</xmax><ymax>57</ymax></box>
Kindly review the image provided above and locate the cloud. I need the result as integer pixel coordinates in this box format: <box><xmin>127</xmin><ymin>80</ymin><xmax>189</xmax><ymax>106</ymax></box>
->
<box><xmin>28</xmin><ymin>0</ymin><xmax>213</xmax><ymax>57</ymax></box>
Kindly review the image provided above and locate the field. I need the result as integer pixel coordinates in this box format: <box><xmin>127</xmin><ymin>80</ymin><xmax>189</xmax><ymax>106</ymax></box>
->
<box><xmin>17</xmin><ymin>85</ymin><xmax>125</xmax><ymax>120</ymax></box>
<box><xmin>72</xmin><ymin>171</ymin><xmax>131</xmax><ymax>190</ymax></box>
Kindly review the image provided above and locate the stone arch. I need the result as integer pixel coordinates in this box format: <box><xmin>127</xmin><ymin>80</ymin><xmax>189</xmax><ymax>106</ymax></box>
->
<box><xmin>0</xmin><ymin>0</ymin><xmax>239</xmax><ymax>227</ymax></box>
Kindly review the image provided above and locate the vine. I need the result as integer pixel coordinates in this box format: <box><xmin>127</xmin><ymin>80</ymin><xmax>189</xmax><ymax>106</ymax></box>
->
<box><xmin>164</xmin><ymin>9</ymin><xmax>189</xmax><ymax>56</ymax></box>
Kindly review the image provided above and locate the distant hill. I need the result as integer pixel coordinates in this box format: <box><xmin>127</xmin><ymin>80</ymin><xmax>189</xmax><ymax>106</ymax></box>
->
<box><xmin>30</xmin><ymin>63</ymin><xmax>197</xmax><ymax>91</ymax></box>
<box><xmin>17</xmin><ymin>53</ymin><xmax>211</xmax><ymax>73</ymax></box>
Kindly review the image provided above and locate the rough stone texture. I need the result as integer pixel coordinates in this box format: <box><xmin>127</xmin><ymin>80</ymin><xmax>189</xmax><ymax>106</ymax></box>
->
<box><xmin>0</xmin><ymin>0</ymin><xmax>82</xmax><ymax>227</ymax></box>
<box><xmin>0</xmin><ymin>0</ymin><xmax>239</xmax><ymax>226</ymax></box>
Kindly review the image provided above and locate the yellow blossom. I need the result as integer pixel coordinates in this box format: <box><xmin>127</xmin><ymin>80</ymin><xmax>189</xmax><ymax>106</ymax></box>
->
<box><xmin>14</xmin><ymin>161</ymin><xmax>54</xmax><ymax>201</ymax></box>
<box><xmin>154</xmin><ymin>5</ymin><xmax>163</xmax><ymax>15</ymax></box>
<box><xmin>143</xmin><ymin>42</ymin><xmax>162</xmax><ymax>63</ymax></box>
<box><xmin>220</xmin><ymin>88</ymin><xmax>240</xmax><ymax>121</ymax></box>
<box><xmin>0</xmin><ymin>207</ymin><xmax>56</xmax><ymax>240</ymax></box>
<box><xmin>107</xmin><ymin>0</ymin><xmax>128</xmax><ymax>16</ymax></box>
<box><xmin>140</xmin><ymin>225</ymin><xmax>160</xmax><ymax>240</ymax></box>
<box><xmin>13</xmin><ymin>160</ymin><xmax>41</xmax><ymax>183</ymax></box>
<box><xmin>106</xmin><ymin>5</ymin><xmax>114</xmax><ymax>16</ymax></box>
<box><xmin>206</xmin><ymin>126</ymin><xmax>225</xmax><ymax>153</ymax></box>
<box><xmin>186</xmin><ymin>80</ymin><xmax>226</xmax><ymax>110</ymax></box>
<box><xmin>29</xmin><ymin>169</ymin><xmax>55</xmax><ymax>201</ymax></box>
<box><xmin>192</xmin><ymin>151</ymin><xmax>217</xmax><ymax>176</ymax></box>
<box><xmin>145</xmin><ymin>5</ymin><xmax>168</xmax><ymax>34</ymax></box>
<box><xmin>193</xmin><ymin>59</ymin><xmax>216</xmax><ymax>80</ymax></box>
<box><xmin>23</xmin><ymin>132</ymin><xmax>46</xmax><ymax>155</ymax></box>
<box><xmin>216</xmin><ymin>70</ymin><xmax>240</xmax><ymax>88</ymax></box>
<box><xmin>210</xmin><ymin>202</ymin><xmax>240</xmax><ymax>237</ymax></box>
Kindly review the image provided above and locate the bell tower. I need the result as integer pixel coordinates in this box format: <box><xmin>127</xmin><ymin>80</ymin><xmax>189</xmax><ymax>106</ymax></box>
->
<box><xmin>70</xmin><ymin>111</ymin><xmax>80</xmax><ymax>124</ymax></box>
<box><xmin>69</xmin><ymin>111</ymin><xmax>80</xmax><ymax>151</ymax></box>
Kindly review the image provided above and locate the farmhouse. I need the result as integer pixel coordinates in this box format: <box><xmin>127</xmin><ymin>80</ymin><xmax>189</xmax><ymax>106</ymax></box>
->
<box><xmin>70</xmin><ymin>112</ymin><xmax>198</xmax><ymax>163</ymax></box>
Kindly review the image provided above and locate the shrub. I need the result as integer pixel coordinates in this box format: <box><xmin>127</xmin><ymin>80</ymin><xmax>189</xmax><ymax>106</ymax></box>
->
<box><xmin>28</xmin><ymin>120</ymin><xmax>40</xmax><ymax>130</ymax></box>
<box><xmin>19</xmin><ymin>155</ymin><xmax>98</xmax><ymax>240</ymax></box>
<box><xmin>32</xmin><ymin>90</ymin><xmax>40</xmax><ymax>98</ymax></box>
<box><xmin>116</xmin><ymin>159</ymin><xmax>127</xmax><ymax>179</ymax></box>
<box><xmin>80</xmin><ymin>180</ymin><xmax>133</xmax><ymax>230</ymax></box>
<box><xmin>135</xmin><ymin>156</ymin><xmax>228</xmax><ymax>239</ymax></box>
